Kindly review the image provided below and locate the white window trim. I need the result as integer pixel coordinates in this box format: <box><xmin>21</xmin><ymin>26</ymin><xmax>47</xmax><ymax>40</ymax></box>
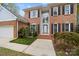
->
<box><xmin>65</xmin><ymin>23</ymin><xmax>71</xmax><ymax>32</ymax></box>
<box><xmin>64</xmin><ymin>5</ymin><xmax>71</xmax><ymax>15</ymax></box>
<box><xmin>40</xmin><ymin>12</ymin><xmax>50</xmax><ymax>35</ymax></box>
<box><xmin>53</xmin><ymin>7</ymin><xmax>58</xmax><ymax>16</ymax></box>
<box><xmin>41</xmin><ymin>23</ymin><xmax>50</xmax><ymax>35</ymax></box>
<box><xmin>30</xmin><ymin>10</ymin><xmax>38</xmax><ymax>18</ymax></box>
<box><xmin>42</xmin><ymin>16</ymin><xmax>49</xmax><ymax>24</ymax></box>
<box><xmin>53</xmin><ymin>24</ymin><xmax>58</xmax><ymax>34</ymax></box>
<box><xmin>43</xmin><ymin>24</ymin><xmax>48</xmax><ymax>34</ymax></box>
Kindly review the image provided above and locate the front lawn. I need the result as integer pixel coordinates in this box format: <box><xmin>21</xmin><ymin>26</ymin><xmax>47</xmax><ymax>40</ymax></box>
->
<box><xmin>0</xmin><ymin>47</ymin><xmax>31</xmax><ymax>56</ymax></box>
<box><xmin>10</xmin><ymin>37</ymin><xmax>37</xmax><ymax>45</ymax></box>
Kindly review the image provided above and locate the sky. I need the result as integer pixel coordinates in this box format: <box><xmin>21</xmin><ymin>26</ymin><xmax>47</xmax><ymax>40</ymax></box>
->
<box><xmin>15</xmin><ymin>3</ymin><xmax>48</xmax><ymax>16</ymax></box>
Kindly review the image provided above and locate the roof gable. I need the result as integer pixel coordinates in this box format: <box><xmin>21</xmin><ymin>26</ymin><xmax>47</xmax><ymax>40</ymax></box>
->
<box><xmin>0</xmin><ymin>5</ymin><xmax>17</xmax><ymax>21</ymax></box>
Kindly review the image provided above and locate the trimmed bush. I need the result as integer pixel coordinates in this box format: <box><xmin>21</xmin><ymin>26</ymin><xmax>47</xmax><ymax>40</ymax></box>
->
<box><xmin>32</xmin><ymin>31</ymin><xmax>37</xmax><ymax>37</ymax></box>
<box><xmin>54</xmin><ymin>32</ymin><xmax>79</xmax><ymax>46</ymax></box>
<box><xmin>18</xmin><ymin>28</ymin><xmax>26</xmax><ymax>38</ymax></box>
<box><xmin>18</xmin><ymin>27</ymin><xmax>37</xmax><ymax>38</ymax></box>
<box><xmin>54</xmin><ymin>32</ymin><xmax>79</xmax><ymax>55</ymax></box>
<box><xmin>18</xmin><ymin>27</ymin><xmax>30</xmax><ymax>38</ymax></box>
<box><xmin>76</xmin><ymin>25</ymin><xmax>79</xmax><ymax>33</ymax></box>
<box><xmin>74</xmin><ymin>47</ymin><xmax>79</xmax><ymax>55</ymax></box>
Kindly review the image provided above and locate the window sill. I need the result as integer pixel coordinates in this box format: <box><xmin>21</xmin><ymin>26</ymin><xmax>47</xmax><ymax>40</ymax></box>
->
<box><xmin>52</xmin><ymin>15</ymin><xmax>61</xmax><ymax>17</ymax></box>
<box><xmin>29</xmin><ymin>17</ymin><xmax>40</xmax><ymax>19</ymax></box>
<box><xmin>63</xmin><ymin>14</ymin><xmax>73</xmax><ymax>16</ymax></box>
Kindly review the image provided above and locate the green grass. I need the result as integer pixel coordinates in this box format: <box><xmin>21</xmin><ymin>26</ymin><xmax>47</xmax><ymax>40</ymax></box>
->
<box><xmin>10</xmin><ymin>37</ymin><xmax>37</xmax><ymax>45</ymax></box>
<box><xmin>0</xmin><ymin>47</ymin><xmax>31</xmax><ymax>56</ymax></box>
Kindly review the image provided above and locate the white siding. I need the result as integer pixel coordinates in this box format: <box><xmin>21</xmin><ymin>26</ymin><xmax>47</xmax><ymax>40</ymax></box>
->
<box><xmin>0</xmin><ymin>5</ymin><xmax>17</xmax><ymax>21</ymax></box>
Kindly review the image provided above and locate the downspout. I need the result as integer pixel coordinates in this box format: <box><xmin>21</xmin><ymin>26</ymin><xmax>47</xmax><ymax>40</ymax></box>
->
<box><xmin>16</xmin><ymin>20</ymin><xmax>18</xmax><ymax>38</ymax></box>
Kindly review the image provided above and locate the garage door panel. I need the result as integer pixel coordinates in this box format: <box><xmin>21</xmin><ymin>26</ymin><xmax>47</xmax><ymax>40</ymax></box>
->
<box><xmin>0</xmin><ymin>26</ymin><xmax>14</xmax><ymax>38</ymax></box>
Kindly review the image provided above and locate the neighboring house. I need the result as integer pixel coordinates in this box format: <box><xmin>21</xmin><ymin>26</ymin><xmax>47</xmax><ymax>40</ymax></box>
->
<box><xmin>0</xmin><ymin>4</ymin><xmax>28</xmax><ymax>39</ymax></box>
<box><xmin>24</xmin><ymin>3</ymin><xmax>79</xmax><ymax>39</ymax></box>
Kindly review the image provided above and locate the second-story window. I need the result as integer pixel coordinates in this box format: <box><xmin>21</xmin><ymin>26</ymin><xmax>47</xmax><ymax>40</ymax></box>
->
<box><xmin>43</xmin><ymin>17</ymin><xmax>48</xmax><ymax>23</ymax></box>
<box><xmin>30</xmin><ymin>10</ymin><xmax>38</xmax><ymax>18</ymax></box>
<box><xmin>64</xmin><ymin>5</ymin><xmax>70</xmax><ymax>15</ymax></box>
<box><xmin>53</xmin><ymin>7</ymin><xmax>58</xmax><ymax>16</ymax></box>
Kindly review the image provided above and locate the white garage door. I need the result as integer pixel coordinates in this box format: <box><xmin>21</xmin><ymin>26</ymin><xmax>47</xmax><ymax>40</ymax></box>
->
<box><xmin>0</xmin><ymin>26</ymin><xmax>14</xmax><ymax>39</ymax></box>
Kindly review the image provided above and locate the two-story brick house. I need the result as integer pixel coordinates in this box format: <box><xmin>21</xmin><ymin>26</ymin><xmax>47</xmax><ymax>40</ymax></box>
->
<box><xmin>24</xmin><ymin>3</ymin><xmax>78</xmax><ymax>39</ymax></box>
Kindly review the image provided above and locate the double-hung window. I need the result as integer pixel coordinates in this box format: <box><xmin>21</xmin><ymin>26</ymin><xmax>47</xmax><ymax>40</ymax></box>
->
<box><xmin>64</xmin><ymin>5</ymin><xmax>70</xmax><ymax>15</ymax></box>
<box><xmin>64</xmin><ymin>23</ymin><xmax>70</xmax><ymax>32</ymax></box>
<box><xmin>43</xmin><ymin>17</ymin><xmax>48</xmax><ymax>23</ymax></box>
<box><xmin>53</xmin><ymin>7</ymin><xmax>58</xmax><ymax>16</ymax></box>
<box><xmin>30</xmin><ymin>10</ymin><xmax>38</xmax><ymax>18</ymax></box>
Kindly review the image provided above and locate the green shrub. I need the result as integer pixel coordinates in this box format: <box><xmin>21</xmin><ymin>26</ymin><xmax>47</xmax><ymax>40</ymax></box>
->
<box><xmin>18</xmin><ymin>27</ymin><xmax>30</xmax><ymax>38</ymax></box>
<box><xmin>71</xmin><ymin>47</ymin><xmax>79</xmax><ymax>55</ymax></box>
<box><xmin>74</xmin><ymin>48</ymin><xmax>79</xmax><ymax>55</ymax></box>
<box><xmin>32</xmin><ymin>31</ymin><xmax>37</xmax><ymax>37</ymax></box>
<box><xmin>18</xmin><ymin>28</ymin><xmax>26</xmax><ymax>38</ymax></box>
<box><xmin>54</xmin><ymin>32</ymin><xmax>79</xmax><ymax>46</ymax></box>
<box><xmin>76</xmin><ymin>25</ymin><xmax>79</xmax><ymax>33</ymax></box>
<box><xmin>18</xmin><ymin>27</ymin><xmax>37</xmax><ymax>38</ymax></box>
<box><xmin>54</xmin><ymin>33</ymin><xmax>63</xmax><ymax>39</ymax></box>
<box><xmin>54</xmin><ymin>32</ymin><xmax>79</xmax><ymax>55</ymax></box>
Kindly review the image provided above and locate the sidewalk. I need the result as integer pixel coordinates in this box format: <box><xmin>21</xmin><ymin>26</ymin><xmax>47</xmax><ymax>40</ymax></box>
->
<box><xmin>0</xmin><ymin>38</ymin><xmax>29</xmax><ymax>52</ymax></box>
<box><xmin>23</xmin><ymin>39</ymin><xmax>56</xmax><ymax>56</ymax></box>
<box><xmin>0</xmin><ymin>38</ymin><xmax>56</xmax><ymax>56</ymax></box>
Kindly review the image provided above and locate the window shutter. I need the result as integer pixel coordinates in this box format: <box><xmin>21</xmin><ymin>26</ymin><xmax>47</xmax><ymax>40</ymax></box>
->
<box><xmin>51</xmin><ymin>8</ymin><xmax>53</xmax><ymax>16</ymax></box>
<box><xmin>62</xmin><ymin>6</ymin><xmax>64</xmax><ymax>15</ymax></box>
<box><xmin>29</xmin><ymin>11</ymin><xmax>30</xmax><ymax>18</ymax></box>
<box><xmin>70</xmin><ymin>4</ymin><xmax>74</xmax><ymax>14</ymax></box>
<box><xmin>58</xmin><ymin>6</ymin><xmax>60</xmax><ymax>15</ymax></box>
<box><xmin>58</xmin><ymin>23</ymin><xmax>61</xmax><ymax>32</ymax></box>
<box><xmin>62</xmin><ymin>23</ymin><xmax>64</xmax><ymax>32</ymax></box>
<box><xmin>70</xmin><ymin>23</ymin><xmax>73</xmax><ymax>32</ymax></box>
<box><xmin>38</xmin><ymin>24</ymin><xmax>40</xmax><ymax>34</ymax></box>
<box><xmin>38</xmin><ymin>10</ymin><xmax>40</xmax><ymax>17</ymax></box>
<box><xmin>51</xmin><ymin>24</ymin><xmax>53</xmax><ymax>34</ymax></box>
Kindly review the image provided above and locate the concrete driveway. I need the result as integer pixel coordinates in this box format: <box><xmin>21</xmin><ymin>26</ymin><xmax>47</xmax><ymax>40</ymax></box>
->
<box><xmin>0</xmin><ymin>38</ymin><xmax>56</xmax><ymax>56</ymax></box>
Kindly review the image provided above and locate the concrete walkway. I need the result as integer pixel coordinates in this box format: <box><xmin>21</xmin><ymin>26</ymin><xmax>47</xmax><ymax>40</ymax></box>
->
<box><xmin>23</xmin><ymin>39</ymin><xmax>56</xmax><ymax>56</ymax></box>
<box><xmin>0</xmin><ymin>38</ymin><xmax>29</xmax><ymax>52</ymax></box>
<box><xmin>0</xmin><ymin>38</ymin><xmax>56</xmax><ymax>56</ymax></box>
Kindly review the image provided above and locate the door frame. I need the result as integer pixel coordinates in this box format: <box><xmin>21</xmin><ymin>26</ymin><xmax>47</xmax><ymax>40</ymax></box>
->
<box><xmin>40</xmin><ymin>12</ymin><xmax>50</xmax><ymax>35</ymax></box>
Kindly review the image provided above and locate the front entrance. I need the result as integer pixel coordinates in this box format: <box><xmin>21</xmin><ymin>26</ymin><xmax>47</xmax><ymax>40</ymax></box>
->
<box><xmin>40</xmin><ymin>12</ymin><xmax>49</xmax><ymax>35</ymax></box>
<box><xmin>43</xmin><ymin>24</ymin><xmax>48</xmax><ymax>34</ymax></box>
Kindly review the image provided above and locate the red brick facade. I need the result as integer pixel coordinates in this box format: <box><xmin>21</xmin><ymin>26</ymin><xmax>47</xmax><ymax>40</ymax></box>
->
<box><xmin>24</xmin><ymin>3</ymin><xmax>77</xmax><ymax>39</ymax></box>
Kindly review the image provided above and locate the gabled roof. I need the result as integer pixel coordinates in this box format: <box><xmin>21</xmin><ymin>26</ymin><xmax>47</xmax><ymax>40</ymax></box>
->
<box><xmin>1</xmin><ymin>3</ymin><xmax>28</xmax><ymax>23</ymax></box>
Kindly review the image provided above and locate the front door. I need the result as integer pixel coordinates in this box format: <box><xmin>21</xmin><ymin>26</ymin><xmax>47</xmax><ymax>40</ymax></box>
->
<box><xmin>40</xmin><ymin>12</ymin><xmax>49</xmax><ymax>35</ymax></box>
<box><xmin>43</xmin><ymin>24</ymin><xmax>48</xmax><ymax>34</ymax></box>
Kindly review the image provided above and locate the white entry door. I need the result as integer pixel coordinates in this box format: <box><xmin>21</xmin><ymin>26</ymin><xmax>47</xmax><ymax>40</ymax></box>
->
<box><xmin>43</xmin><ymin>24</ymin><xmax>48</xmax><ymax>34</ymax></box>
<box><xmin>0</xmin><ymin>26</ymin><xmax>14</xmax><ymax>38</ymax></box>
<box><xmin>40</xmin><ymin>12</ymin><xmax>49</xmax><ymax>35</ymax></box>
